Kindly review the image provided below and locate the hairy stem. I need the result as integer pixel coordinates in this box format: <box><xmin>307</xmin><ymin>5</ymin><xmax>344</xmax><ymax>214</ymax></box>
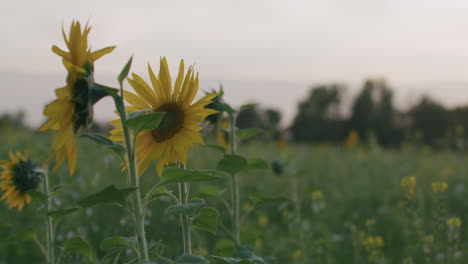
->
<box><xmin>43</xmin><ymin>171</ymin><xmax>55</xmax><ymax>264</ymax></box>
<box><xmin>228</xmin><ymin>113</ymin><xmax>241</xmax><ymax>245</ymax></box>
<box><xmin>115</xmin><ymin>91</ymin><xmax>149</xmax><ymax>261</ymax></box>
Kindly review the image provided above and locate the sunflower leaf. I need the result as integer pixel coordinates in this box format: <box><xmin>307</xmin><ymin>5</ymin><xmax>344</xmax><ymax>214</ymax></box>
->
<box><xmin>208</xmin><ymin>255</ymin><xmax>264</xmax><ymax>264</ymax></box>
<box><xmin>77</xmin><ymin>185</ymin><xmax>137</xmax><ymax>208</ymax></box>
<box><xmin>118</xmin><ymin>56</ymin><xmax>133</xmax><ymax>85</ymax></box>
<box><xmin>80</xmin><ymin>132</ymin><xmax>126</xmax><ymax>158</ymax></box>
<box><xmin>161</xmin><ymin>168</ymin><xmax>222</xmax><ymax>185</ymax></box>
<box><xmin>91</xmin><ymin>83</ymin><xmax>119</xmax><ymax>104</ymax></box>
<box><xmin>216</xmin><ymin>155</ymin><xmax>248</xmax><ymax>175</ymax></box>
<box><xmin>192</xmin><ymin>207</ymin><xmax>219</xmax><ymax>234</ymax></box>
<box><xmin>219</xmin><ymin>103</ymin><xmax>235</xmax><ymax>114</ymax></box>
<box><xmin>239</xmin><ymin>104</ymin><xmax>257</xmax><ymax>111</ymax></box>
<box><xmin>236</xmin><ymin>128</ymin><xmax>263</xmax><ymax>141</ymax></box>
<box><xmin>175</xmin><ymin>254</ymin><xmax>210</xmax><ymax>264</ymax></box>
<box><xmin>63</xmin><ymin>237</ymin><xmax>93</xmax><ymax>259</ymax></box>
<box><xmin>8</xmin><ymin>227</ymin><xmax>37</xmax><ymax>243</ymax></box>
<box><xmin>100</xmin><ymin>236</ymin><xmax>137</xmax><ymax>251</ymax></box>
<box><xmin>124</xmin><ymin>112</ymin><xmax>166</xmax><ymax>136</ymax></box>
<box><xmin>165</xmin><ymin>198</ymin><xmax>205</xmax><ymax>216</ymax></box>
<box><xmin>48</xmin><ymin>207</ymin><xmax>81</xmax><ymax>221</ymax></box>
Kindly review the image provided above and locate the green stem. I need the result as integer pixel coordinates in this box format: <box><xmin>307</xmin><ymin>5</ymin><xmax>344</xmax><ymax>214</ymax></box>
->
<box><xmin>178</xmin><ymin>183</ymin><xmax>187</xmax><ymax>254</ymax></box>
<box><xmin>184</xmin><ymin>182</ymin><xmax>192</xmax><ymax>254</ymax></box>
<box><xmin>114</xmin><ymin>91</ymin><xmax>149</xmax><ymax>261</ymax></box>
<box><xmin>34</xmin><ymin>238</ymin><xmax>48</xmax><ymax>263</ymax></box>
<box><xmin>228</xmin><ymin>113</ymin><xmax>241</xmax><ymax>245</ymax></box>
<box><xmin>43</xmin><ymin>171</ymin><xmax>55</xmax><ymax>264</ymax></box>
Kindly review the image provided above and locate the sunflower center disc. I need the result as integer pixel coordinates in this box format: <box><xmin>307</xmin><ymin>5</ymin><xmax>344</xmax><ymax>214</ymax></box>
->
<box><xmin>152</xmin><ymin>103</ymin><xmax>184</xmax><ymax>142</ymax></box>
<box><xmin>12</xmin><ymin>161</ymin><xmax>41</xmax><ymax>193</ymax></box>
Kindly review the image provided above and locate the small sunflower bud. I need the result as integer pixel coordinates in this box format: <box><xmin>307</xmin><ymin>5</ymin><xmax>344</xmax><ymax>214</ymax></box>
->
<box><xmin>271</xmin><ymin>160</ymin><xmax>284</xmax><ymax>176</ymax></box>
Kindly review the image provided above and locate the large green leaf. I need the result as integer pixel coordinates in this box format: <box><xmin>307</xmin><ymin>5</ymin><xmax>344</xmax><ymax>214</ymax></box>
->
<box><xmin>100</xmin><ymin>236</ymin><xmax>136</xmax><ymax>251</ymax></box>
<box><xmin>118</xmin><ymin>56</ymin><xmax>133</xmax><ymax>85</ymax></box>
<box><xmin>80</xmin><ymin>132</ymin><xmax>126</xmax><ymax>158</ymax></box>
<box><xmin>193</xmin><ymin>185</ymin><xmax>222</xmax><ymax>198</ymax></box>
<box><xmin>236</xmin><ymin>128</ymin><xmax>263</xmax><ymax>140</ymax></box>
<box><xmin>192</xmin><ymin>207</ymin><xmax>219</xmax><ymax>234</ymax></box>
<box><xmin>208</xmin><ymin>256</ymin><xmax>264</xmax><ymax>264</ymax></box>
<box><xmin>124</xmin><ymin>112</ymin><xmax>166</xmax><ymax>136</ymax></box>
<box><xmin>160</xmin><ymin>168</ymin><xmax>223</xmax><ymax>185</ymax></box>
<box><xmin>148</xmin><ymin>186</ymin><xmax>173</xmax><ymax>201</ymax></box>
<box><xmin>215</xmin><ymin>239</ymin><xmax>235</xmax><ymax>257</ymax></box>
<box><xmin>77</xmin><ymin>185</ymin><xmax>136</xmax><ymax>208</ymax></box>
<box><xmin>8</xmin><ymin>227</ymin><xmax>37</xmax><ymax>243</ymax></box>
<box><xmin>48</xmin><ymin>207</ymin><xmax>81</xmax><ymax>221</ymax></box>
<box><xmin>216</xmin><ymin>155</ymin><xmax>247</xmax><ymax>175</ymax></box>
<box><xmin>63</xmin><ymin>237</ymin><xmax>93</xmax><ymax>259</ymax></box>
<box><xmin>165</xmin><ymin>198</ymin><xmax>205</xmax><ymax>216</ymax></box>
<box><xmin>91</xmin><ymin>83</ymin><xmax>119</xmax><ymax>104</ymax></box>
<box><xmin>175</xmin><ymin>254</ymin><xmax>210</xmax><ymax>264</ymax></box>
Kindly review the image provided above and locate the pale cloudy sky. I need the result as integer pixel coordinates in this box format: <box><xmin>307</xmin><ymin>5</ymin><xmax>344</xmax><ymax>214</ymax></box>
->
<box><xmin>2</xmin><ymin>0</ymin><xmax>468</xmax><ymax>126</ymax></box>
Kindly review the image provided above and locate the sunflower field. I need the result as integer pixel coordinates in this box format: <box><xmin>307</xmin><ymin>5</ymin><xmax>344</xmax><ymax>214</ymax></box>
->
<box><xmin>2</xmin><ymin>21</ymin><xmax>468</xmax><ymax>264</ymax></box>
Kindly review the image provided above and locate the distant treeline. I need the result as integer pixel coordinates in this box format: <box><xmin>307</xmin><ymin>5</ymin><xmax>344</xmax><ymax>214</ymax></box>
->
<box><xmin>2</xmin><ymin>79</ymin><xmax>468</xmax><ymax>149</ymax></box>
<box><xmin>236</xmin><ymin>79</ymin><xmax>468</xmax><ymax>149</ymax></box>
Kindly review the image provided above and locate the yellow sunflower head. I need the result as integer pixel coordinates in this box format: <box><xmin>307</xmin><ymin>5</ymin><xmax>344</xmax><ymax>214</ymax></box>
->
<box><xmin>0</xmin><ymin>152</ymin><xmax>42</xmax><ymax>211</ymax></box>
<box><xmin>40</xmin><ymin>21</ymin><xmax>115</xmax><ymax>175</ymax></box>
<box><xmin>109</xmin><ymin>57</ymin><xmax>218</xmax><ymax>176</ymax></box>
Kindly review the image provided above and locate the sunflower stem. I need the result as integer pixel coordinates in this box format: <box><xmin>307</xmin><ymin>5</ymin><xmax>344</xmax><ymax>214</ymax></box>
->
<box><xmin>228</xmin><ymin>113</ymin><xmax>241</xmax><ymax>245</ymax></box>
<box><xmin>114</xmin><ymin>92</ymin><xmax>149</xmax><ymax>261</ymax></box>
<box><xmin>42</xmin><ymin>170</ymin><xmax>55</xmax><ymax>264</ymax></box>
<box><xmin>184</xmin><ymin>181</ymin><xmax>192</xmax><ymax>254</ymax></box>
<box><xmin>178</xmin><ymin>182</ymin><xmax>187</xmax><ymax>254</ymax></box>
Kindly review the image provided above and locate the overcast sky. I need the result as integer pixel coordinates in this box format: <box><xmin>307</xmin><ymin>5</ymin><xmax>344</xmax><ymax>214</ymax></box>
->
<box><xmin>2</xmin><ymin>0</ymin><xmax>468</xmax><ymax>126</ymax></box>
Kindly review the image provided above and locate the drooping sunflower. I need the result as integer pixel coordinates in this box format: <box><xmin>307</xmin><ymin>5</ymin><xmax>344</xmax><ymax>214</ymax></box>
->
<box><xmin>0</xmin><ymin>153</ymin><xmax>42</xmax><ymax>211</ymax></box>
<box><xmin>109</xmin><ymin>57</ymin><xmax>218</xmax><ymax>176</ymax></box>
<box><xmin>40</xmin><ymin>21</ymin><xmax>115</xmax><ymax>175</ymax></box>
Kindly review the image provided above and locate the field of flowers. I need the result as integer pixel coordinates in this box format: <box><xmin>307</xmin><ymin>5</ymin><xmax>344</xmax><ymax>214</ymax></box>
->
<box><xmin>2</xmin><ymin>125</ymin><xmax>468</xmax><ymax>263</ymax></box>
<box><xmin>2</xmin><ymin>20</ymin><xmax>468</xmax><ymax>264</ymax></box>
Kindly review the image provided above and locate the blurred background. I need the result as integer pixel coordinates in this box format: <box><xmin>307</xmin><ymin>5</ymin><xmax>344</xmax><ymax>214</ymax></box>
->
<box><xmin>2</xmin><ymin>0</ymin><xmax>468</xmax><ymax>134</ymax></box>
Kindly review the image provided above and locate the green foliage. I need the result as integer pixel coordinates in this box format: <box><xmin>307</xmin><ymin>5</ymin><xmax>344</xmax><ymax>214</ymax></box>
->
<box><xmin>175</xmin><ymin>254</ymin><xmax>210</xmax><ymax>264</ymax></box>
<box><xmin>63</xmin><ymin>237</ymin><xmax>94</xmax><ymax>259</ymax></box>
<box><xmin>216</xmin><ymin>155</ymin><xmax>247</xmax><ymax>175</ymax></box>
<box><xmin>165</xmin><ymin>198</ymin><xmax>206</xmax><ymax>217</ymax></box>
<box><xmin>161</xmin><ymin>168</ymin><xmax>223</xmax><ymax>185</ymax></box>
<box><xmin>81</xmin><ymin>132</ymin><xmax>126</xmax><ymax>158</ymax></box>
<box><xmin>118</xmin><ymin>56</ymin><xmax>133</xmax><ymax>85</ymax></box>
<box><xmin>77</xmin><ymin>185</ymin><xmax>136</xmax><ymax>208</ymax></box>
<box><xmin>124</xmin><ymin>111</ymin><xmax>166</xmax><ymax>136</ymax></box>
<box><xmin>47</xmin><ymin>207</ymin><xmax>81</xmax><ymax>221</ymax></box>
<box><xmin>192</xmin><ymin>207</ymin><xmax>219</xmax><ymax>234</ymax></box>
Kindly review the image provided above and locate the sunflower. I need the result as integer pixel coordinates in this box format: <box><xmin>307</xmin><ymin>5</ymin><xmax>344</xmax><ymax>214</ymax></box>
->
<box><xmin>109</xmin><ymin>57</ymin><xmax>218</xmax><ymax>176</ymax></box>
<box><xmin>40</xmin><ymin>21</ymin><xmax>115</xmax><ymax>175</ymax></box>
<box><xmin>0</xmin><ymin>153</ymin><xmax>41</xmax><ymax>211</ymax></box>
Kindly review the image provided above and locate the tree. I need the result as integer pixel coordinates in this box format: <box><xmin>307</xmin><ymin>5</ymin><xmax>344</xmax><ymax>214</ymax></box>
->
<box><xmin>290</xmin><ymin>84</ymin><xmax>345</xmax><ymax>142</ymax></box>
